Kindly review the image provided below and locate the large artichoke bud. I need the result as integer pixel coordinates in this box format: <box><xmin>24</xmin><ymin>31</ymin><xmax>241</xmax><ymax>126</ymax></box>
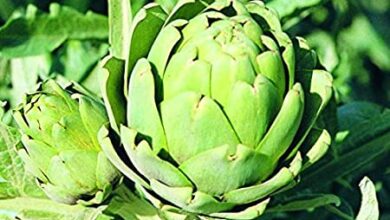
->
<box><xmin>100</xmin><ymin>0</ymin><xmax>333</xmax><ymax>219</ymax></box>
<box><xmin>14</xmin><ymin>80</ymin><xmax>120</xmax><ymax>205</ymax></box>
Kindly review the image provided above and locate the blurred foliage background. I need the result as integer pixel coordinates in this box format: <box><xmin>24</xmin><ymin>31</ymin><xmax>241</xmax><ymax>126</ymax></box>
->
<box><xmin>274</xmin><ymin>0</ymin><xmax>390</xmax><ymax>107</ymax></box>
<box><xmin>0</xmin><ymin>0</ymin><xmax>108</xmax><ymax>19</ymax></box>
<box><xmin>0</xmin><ymin>0</ymin><xmax>388</xmax><ymax>219</ymax></box>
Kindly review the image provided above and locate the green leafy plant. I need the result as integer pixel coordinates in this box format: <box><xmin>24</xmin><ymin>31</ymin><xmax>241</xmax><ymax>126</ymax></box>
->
<box><xmin>99</xmin><ymin>0</ymin><xmax>336</xmax><ymax>218</ymax></box>
<box><xmin>0</xmin><ymin>0</ymin><xmax>387</xmax><ymax>219</ymax></box>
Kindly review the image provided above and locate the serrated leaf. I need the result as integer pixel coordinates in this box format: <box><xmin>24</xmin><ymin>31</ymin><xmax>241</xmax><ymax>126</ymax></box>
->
<box><xmin>0</xmin><ymin>123</ymin><xmax>45</xmax><ymax>199</ymax></box>
<box><xmin>0</xmin><ymin>3</ymin><xmax>108</xmax><ymax>58</ymax></box>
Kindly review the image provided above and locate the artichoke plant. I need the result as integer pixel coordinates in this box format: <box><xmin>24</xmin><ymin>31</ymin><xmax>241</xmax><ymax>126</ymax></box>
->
<box><xmin>100</xmin><ymin>0</ymin><xmax>333</xmax><ymax>219</ymax></box>
<box><xmin>13</xmin><ymin>80</ymin><xmax>120</xmax><ymax>205</ymax></box>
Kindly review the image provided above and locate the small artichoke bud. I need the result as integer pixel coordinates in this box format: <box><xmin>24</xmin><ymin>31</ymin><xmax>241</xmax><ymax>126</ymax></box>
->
<box><xmin>14</xmin><ymin>80</ymin><xmax>120</xmax><ymax>205</ymax></box>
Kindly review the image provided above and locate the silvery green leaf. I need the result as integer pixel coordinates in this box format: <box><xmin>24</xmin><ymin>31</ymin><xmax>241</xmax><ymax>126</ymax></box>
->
<box><xmin>0</xmin><ymin>123</ymin><xmax>45</xmax><ymax>199</ymax></box>
<box><xmin>0</xmin><ymin>3</ymin><xmax>108</xmax><ymax>58</ymax></box>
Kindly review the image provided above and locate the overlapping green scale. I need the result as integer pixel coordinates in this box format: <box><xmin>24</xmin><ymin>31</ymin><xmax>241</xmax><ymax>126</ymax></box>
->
<box><xmin>100</xmin><ymin>0</ymin><xmax>334</xmax><ymax>219</ymax></box>
<box><xmin>14</xmin><ymin>80</ymin><xmax>120</xmax><ymax>205</ymax></box>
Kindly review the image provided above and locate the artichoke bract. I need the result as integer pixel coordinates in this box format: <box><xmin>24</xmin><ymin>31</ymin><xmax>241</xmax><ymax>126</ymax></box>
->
<box><xmin>100</xmin><ymin>0</ymin><xmax>333</xmax><ymax>219</ymax></box>
<box><xmin>13</xmin><ymin>80</ymin><xmax>120</xmax><ymax>205</ymax></box>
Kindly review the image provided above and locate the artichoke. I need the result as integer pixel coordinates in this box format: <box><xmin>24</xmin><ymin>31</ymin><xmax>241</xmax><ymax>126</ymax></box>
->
<box><xmin>100</xmin><ymin>0</ymin><xmax>333</xmax><ymax>219</ymax></box>
<box><xmin>13</xmin><ymin>80</ymin><xmax>120</xmax><ymax>205</ymax></box>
